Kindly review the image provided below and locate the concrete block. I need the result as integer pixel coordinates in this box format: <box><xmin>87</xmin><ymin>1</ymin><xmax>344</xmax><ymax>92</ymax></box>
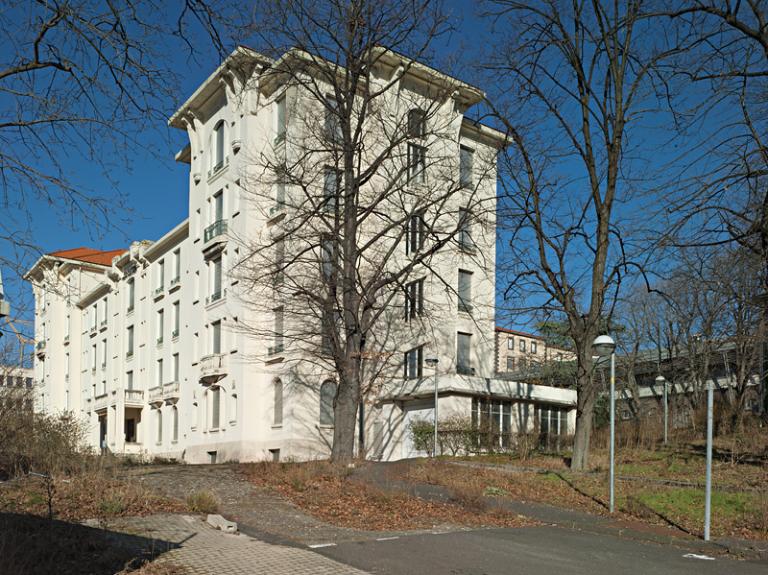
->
<box><xmin>207</xmin><ymin>513</ymin><xmax>238</xmax><ymax>534</ymax></box>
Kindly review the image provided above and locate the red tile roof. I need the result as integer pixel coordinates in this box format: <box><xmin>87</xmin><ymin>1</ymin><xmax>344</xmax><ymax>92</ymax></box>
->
<box><xmin>49</xmin><ymin>247</ymin><xmax>126</xmax><ymax>267</ymax></box>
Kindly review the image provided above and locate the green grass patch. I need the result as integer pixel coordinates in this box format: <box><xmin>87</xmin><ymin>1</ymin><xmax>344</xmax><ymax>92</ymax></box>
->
<box><xmin>636</xmin><ymin>487</ymin><xmax>753</xmax><ymax>521</ymax></box>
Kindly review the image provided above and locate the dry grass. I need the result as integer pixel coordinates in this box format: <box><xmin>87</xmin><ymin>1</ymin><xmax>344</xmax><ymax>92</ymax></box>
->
<box><xmin>186</xmin><ymin>490</ymin><xmax>219</xmax><ymax>514</ymax></box>
<box><xmin>242</xmin><ymin>460</ymin><xmax>533</xmax><ymax>531</ymax></box>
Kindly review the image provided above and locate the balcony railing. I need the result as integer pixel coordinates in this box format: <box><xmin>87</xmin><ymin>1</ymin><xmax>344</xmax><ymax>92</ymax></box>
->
<box><xmin>204</xmin><ymin>219</ymin><xmax>228</xmax><ymax>243</ymax></box>
<box><xmin>35</xmin><ymin>341</ymin><xmax>46</xmax><ymax>358</ymax></box>
<box><xmin>199</xmin><ymin>353</ymin><xmax>227</xmax><ymax>384</ymax></box>
<box><xmin>100</xmin><ymin>319</ymin><xmax>107</xmax><ymax>329</ymax></box>
<box><xmin>148</xmin><ymin>386</ymin><xmax>164</xmax><ymax>404</ymax></box>
<box><xmin>163</xmin><ymin>381</ymin><xmax>180</xmax><ymax>401</ymax></box>
<box><xmin>153</xmin><ymin>286</ymin><xmax>165</xmax><ymax>299</ymax></box>
<box><xmin>206</xmin><ymin>289</ymin><xmax>225</xmax><ymax>305</ymax></box>
<box><xmin>94</xmin><ymin>393</ymin><xmax>109</xmax><ymax>411</ymax></box>
<box><xmin>63</xmin><ymin>335</ymin><xmax>70</xmax><ymax>345</ymax></box>
<box><xmin>269</xmin><ymin>201</ymin><xmax>286</xmax><ymax>217</ymax></box>
<box><xmin>457</xmin><ymin>364</ymin><xmax>475</xmax><ymax>376</ymax></box>
<box><xmin>170</xmin><ymin>276</ymin><xmax>181</xmax><ymax>289</ymax></box>
<box><xmin>172</xmin><ymin>329</ymin><xmax>179</xmax><ymax>339</ymax></box>
<box><xmin>268</xmin><ymin>343</ymin><xmax>285</xmax><ymax>356</ymax></box>
<box><xmin>157</xmin><ymin>336</ymin><xmax>164</xmax><ymax>346</ymax></box>
<box><xmin>458</xmin><ymin>302</ymin><xmax>473</xmax><ymax>314</ymax></box>
<box><xmin>124</xmin><ymin>388</ymin><xmax>144</xmax><ymax>406</ymax></box>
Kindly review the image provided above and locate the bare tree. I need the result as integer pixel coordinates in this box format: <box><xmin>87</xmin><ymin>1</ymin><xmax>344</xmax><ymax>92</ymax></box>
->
<box><xmin>486</xmin><ymin>1</ymin><xmax>693</xmax><ymax>470</ymax></box>
<box><xmin>0</xmin><ymin>0</ymin><xmax>229</xmax><ymax>283</ymax></box>
<box><xmin>235</xmin><ymin>0</ymin><xmax>501</xmax><ymax>460</ymax></box>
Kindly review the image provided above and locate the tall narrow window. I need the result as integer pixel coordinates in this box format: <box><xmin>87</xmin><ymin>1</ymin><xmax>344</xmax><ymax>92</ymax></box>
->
<box><xmin>210</xmin><ymin>256</ymin><xmax>223</xmax><ymax>301</ymax></box>
<box><xmin>320</xmin><ymin>236</ymin><xmax>334</xmax><ymax>280</ymax></box>
<box><xmin>460</xmin><ymin>145</ymin><xmax>474</xmax><ymax>188</ymax></box>
<box><xmin>457</xmin><ymin>332</ymin><xmax>472</xmax><ymax>375</ymax></box>
<box><xmin>211</xmin><ymin>320</ymin><xmax>222</xmax><ymax>355</ymax></box>
<box><xmin>507</xmin><ymin>337</ymin><xmax>514</xmax><ymax>350</ymax></box>
<box><xmin>275</xmin><ymin>168</ymin><xmax>286</xmax><ymax>208</ymax></box>
<box><xmin>458</xmin><ymin>208</ymin><xmax>473</xmax><ymax>250</ymax></box>
<box><xmin>213</xmin><ymin>190</ymin><xmax>224</xmax><ymax>223</ymax></box>
<box><xmin>531</xmin><ymin>341</ymin><xmax>538</xmax><ymax>354</ymax></box>
<box><xmin>273</xmin><ymin>378</ymin><xmax>283</xmax><ymax>425</ymax></box>
<box><xmin>404</xmin><ymin>278</ymin><xmax>424</xmax><ymax>320</ymax></box>
<box><xmin>126</xmin><ymin>370</ymin><xmax>134</xmax><ymax>390</ymax></box>
<box><xmin>156</xmin><ymin>408</ymin><xmax>163</xmax><ymax>444</ymax></box>
<box><xmin>406</xmin><ymin>210</ymin><xmax>425</xmax><ymax>255</ymax></box>
<box><xmin>101</xmin><ymin>297</ymin><xmax>108</xmax><ymax>325</ymax></box>
<box><xmin>127</xmin><ymin>278</ymin><xmax>135</xmax><ymax>312</ymax></box>
<box><xmin>101</xmin><ymin>338</ymin><xmax>107</xmax><ymax>368</ymax></box>
<box><xmin>173</xmin><ymin>301</ymin><xmax>180</xmax><ymax>337</ymax></box>
<box><xmin>519</xmin><ymin>339</ymin><xmax>526</xmax><ymax>352</ymax></box>
<box><xmin>407</xmin><ymin>108</ymin><xmax>426</xmax><ymax>138</ymax></box>
<box><xmin>404</xmin><ymin>345</ymin><xmax>424</xmax><ymax>379</ymax></box>
<box><xmin>156</xmin><ymin>359</ymin><xmax>163</xmax><ymax>386</ymax></box>
<box><xmin>172</xmin><ymin>406</ymin><xmax>179</xmax><ymax>442</ymax></box>
<box><xmin>127</xmin><ymin>325</ymin><xmax>134</xmax><ymax>358</ymax></box>
<box><xmin>273</xmin><ymin>307</ymin><xmax>284</xmax><ymax>353</ymax></box>
<box><xmin>156</xmin><ymin>260</ymin><xmax>165</xmax><ymax>292</ymax></box>
<box><xmin>407</xmin><ymin>143</ymin><xmax>426</xmax><ymax>183</ymax></box>
<box><xmin>91</xmin><ymin>343</ymin><xmax>97</xmax><ymax>372</ymax></box>
<box><xmin>319</xmin><ymin>380</ymin><xmax>336</xmax><ymax>425</ymax></box>
<box><xmin>325</xmin><ymin>95</ymin><xmax>342</xmax><ymax>142</ymax></box>
<box><xmin>458</xmin><ymin>270</ymin><xmax>473</xmax><ymax>313</ymax></box>
<box><xmin>157</xmin><ymin>309</ymin><xmax>164</xmax><ymax>345</ymax></box>
<box><xmin>275</xmin><ymin>95</ymin><xmax>286</xmax><ymax>142</ymax></box>
<box><xmin>274</xmin><ymin>238</ymin><xmax>285</xmax><ymax>285</ymax></box>
<box><xmin>65</xmin><ymin>313</ymin><xmax>70</xmax><ymax>339</ymax></box>
<box><xmin>213</xmin><ymin>120</ymin><xmax>225</xmax><ymax>170</ymax></box>
<box><xmin>173</xmin><ymin>353</ymin><xmax>180</xmax><ymax>382</ymax></box>
<box><xmin>172</xmin><ymin>248</ymin><xmax>181</xmax><ymax>283</ymax></box>
<box><xmin>211</xmin><ymin>387</ymin><xmax>221</xmax><ymax>429</ymax></box>
<box><xmin>323</xmin><ymin>167</ymin><xmax>341</xmax><ymax>212</ymax></box>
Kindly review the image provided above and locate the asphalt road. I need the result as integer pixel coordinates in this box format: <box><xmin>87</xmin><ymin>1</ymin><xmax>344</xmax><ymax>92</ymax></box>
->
<box><xmin>314</xmin><ymin>525</ymin><xmax>768</xmax><ymax>575</ymax></box>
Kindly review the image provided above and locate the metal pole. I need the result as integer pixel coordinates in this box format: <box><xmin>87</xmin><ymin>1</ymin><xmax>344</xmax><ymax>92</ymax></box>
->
<box><xmin>433</xmin><ymin>368</ymin><xmax>439</xmax><ymax>457</ymax></box>
<box><xmin>664</xmin><ymin>379</ymin><xmax>668</xmax><ymax>445</ymax></box>
<box><xmin>610</xmin><ymin>352</ymin><xmax>615</xmax><ymax>514</ymax></box>
<box><xmin>704</xmin><ymin>380</ymin><xmax>713</xmax><ymax>541</ymax></box>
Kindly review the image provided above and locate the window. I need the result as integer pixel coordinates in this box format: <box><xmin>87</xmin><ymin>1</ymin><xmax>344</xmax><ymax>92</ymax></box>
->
<box><xmin>404</xmin><ymin>278</ymin><xmax>424</xmax><ymax>320</ymax></box>
<box><xmin>211</xmin><ymin>386</ymin><xmax>221</xmax><ymax>429</ymax></box>
<box><xmin>126</xmin><ymin>325</ymin><xmax>134</xmax><ymax>358</ymax></box>
<box><xmin>325</xmin><ymin>95</ymin><xmax>342</xmax><ymax>142</ymax></box>
<box><xmin>472</xmin><ymin>398</ymin><xmax>513</xmax><ymax>449</ymax></box>
<box><xmin>156</xmin><ymin>309</ymin><xmax>164</xmax><ymax>345</ymax></box>
<box><xmin>274</xmin><ymin>238</ymin><xmax>285</xmax><ymax>285</ymax></box>
<box><xmin>172</xmin><ymin>406</ymin><xmax>179</xmax><ymax>442</ymax></box>
<box><xmin>213</xmin><ymin>120</ymin><xmax>225</xmax><ymax>171</ymax></box>
<box><xmin>320</xmin><ymin>235</ymin><xmax>334</xmax><ymax>281</ymax></box>
<box><xmin>65</xmin><ymin>313</ymin><xmax>70</xmax><ymax>339</ymax></box>
<box><xmin>156</xmin><ymin>408</ymin><xmax>163</xmax><ymax>444</ymax></box>
<box><xmin>407</xmin><ymin>143</ymin><xmax>426</xmax><ymax>183</ymax></box>
<box><xmin>156</xmin><ymin>359</ymin><xmax>163</xmax><ymax>386</ymax></box>
<box><xmin>101</xmin><ymin>297</ymin><xmax>108</xmax><ymax>325</ymax></box>
<box><xmin>506</xmin><ymin>357</ymin><xmax>515</xmax><ymax>371</ymax></box>
<box><xmin>531</xmin><ymin>341</ymin><xmax>538</xmax><ymax>354</ymax></box>
<box><xmin>323</xmin><ymin>167</ymin><xmax>341</xmax><ymax>212</ymax></box>
<box><xmin>127</xmin><ymin>278</ymin><xmax>135</xmax><ymax>312</ymax></box>
<box><xmin>172</xmin><ymin>301</ymin><xmax>180</xmax><ymax>337</ymax></box>
<box><xmin>519</xmin><ymin>339</ymin><xmax>526</xmax><ymax>352</ymax></box>
<box><xmin>126</xmin><ymin>371</ymin><xmax>134</xmax><ymax>391</ymax></box>
<box><xmin>213</xmin><ymin>190</ymin><xmax>224</xmax><ymax>223</ymax></box>
<box><xmin>275</xmin><ymin>95</ymin><xmax>286</xmax><ymax>143</ymax></box>
<box><xmin>90</xmin><ymin>304</ymin><xmax>97</xmax><ymax>330</ymax></box>
<box><xmin>211</xmin><ymin>320</ymin><xmax>222</xmax><ymax>355</ymax></box>
<box><xmin>91</xmin><ymin>343</ymin><xmax>97</xmax><ymax>372</ymax></box>
<box><xmin>157</xmin><ymin>260</ymin><xmax>165</xmax><ymax>291</ymax></box>
<box><xmin>407</xmin><ymin>108</ymin><xmax>426</xmax><ymax>138</ymax></box>
<box><xmin>457</xmin><ymin>332</ymin><xmax>471</xmax><ymax>375</ymax></box>
<box><xmin>210</xmin><ymin>256</ymin><xmax>223</xmax><ymax>301</ymax></box>
<box><xmin>65</xmin><ymin>352</ymin><xmax>70</xmax><ymax>380</ymax></box>
<box><xmin>458</xmin><ymin>270</ymin><xmax>472</xmax><ymax>313</ymax></box>
<box><xmin>273</xmin><ymin>307</ymin><xmax>284</xmax><ymax>353</ymax></box>
<box><xmin>507</xmin><ymin>337</ymin><xmax>514</xmax><ymax>350</ymax></box>
<box><xmin>275</xmin><ymin>168</ymin><xmax>286</xmax><ymax>209</ymax></box>
<box><xmin>405</xmin><ymin>210</ymin><xmax>425</xmax><ymax>255</ymax></box>
<box><xmin>537</xmin><ymin>405</ymin><xmax>569</xmax><ymax>451</ymax></box>
<box><xmin>273</xmin><ymin>378</ymin><xmax>283</xmax><ymax>425</ymax></box>
<box><xmin>101</xmin><ymin>338</ymin><xmax>107</xmax><ymax>368</ymax></box>
<box><xmin>172</xmin><ymin>248</ymin><xmax>181</xmax><ymax>283</ymax></box>
<box><xmin>172</xmin><ymin>353</ymin><xmax>179</xmax><ymax>382</ymax></box>
<box><xmin>458</xmin><ymin>208</ymin><xmax>473</xmax><ymax>250</ymax></box>
<box><xmin>319</xmin><ymin>380</ymin><xmax>336</xmax><ymax>426</ymax></box>
<box><xmin>404</xmin><ymin>345</ymin><xmax>423</xmax><ymax>379</ymax></box>
<box><xmin>460</xmin><ymin>145</ymin><xmax>474</xmax><ymax>187</ymax></box>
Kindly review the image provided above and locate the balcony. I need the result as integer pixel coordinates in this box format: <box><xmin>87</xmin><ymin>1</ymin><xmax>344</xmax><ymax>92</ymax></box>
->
<box><xmin>269</xmin><ymin>201</ymin><xmax>287</xmax><ymax>219</ymax></box>
<box><xmin>156</xmin><ymin>336</ymin><xmax>164</xmax><ymax>346</ymax></box>
<box><xmin>267</xmin><ymin>343</ymin><xmax>285</xmax><ymax>356</ymax></box>
<box><xmin>163</xmin><ymin>381</ymin><xmax>180</xmax><ymax>402</ymax></box>
<box><xmin>63</xmin><ymin>334</ymin><xmax>70</xmax><ymax>345</ymax></box>
<box><xmin>35</xmin><ymin>340</ymin><xmax>46</xmax><ymax>359</ymax></box>
<box><xmin>457</xmin><ymin>364</ymin><xmax>475</xmax><ymax>376</ymax></box>
<box><xmin>169</xmin><ymin>276</ymin><xmax>181</xmax><ymax>292</ymax></box>
<box><xmin>203</xmin><ymin>219</ymin><xmax>228</xmax><ymax>256</ymax></box>
<box><xmin>148</xmin><ymin>386</ymin><xmax>164</xmax><ymax>404</ymax></box>
<box><xmin>172</xmin><ymin>329</ymin><xmax>180</xmax><ymax>340</ymax></box>
<box><xmin>199</xmin><ymin>353</ymin><xmax>227</xmax><ymax>384</ymax></box>
<box><xmin>458</xmin><ymin>302</ymin><xmax>473</xmax><ymax>314</ymax></box>
<box><xmin>205</xmin><ymin>289</ymin><xmax>226</xmax><ymax>306</ymax></box>
<box><xmin>99</xmin><ymin>319</ymin><xmax>107</xmax><ymax>331</ymax></box>
<box><xmin>94</xmin><ymin>393</ymin><xmax>109</xmax><ymax>411</ymax></box>
<box><xmin>153</xmin><ymin>285</ymin><xmax>165</xmax><ymax>300</ymax></box>
<box><xmin>124</xmin><ymin>388</ymin><xmax>144</xmax><ymax>407</ymax></box>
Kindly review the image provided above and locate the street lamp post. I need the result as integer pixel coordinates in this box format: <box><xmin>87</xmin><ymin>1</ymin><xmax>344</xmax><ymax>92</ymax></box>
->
<box><xmin>655</xmin><ymin>375</ymin><xmax>668</xmax><ymax>445</ymax></box>
<box><xmin>425</xmin><ymin>357</ymin><xmax>439</xmax><ymax>457</ymax></box>
<box><xmin>593</xmin><ymin>334</ymin><xmax>616</xmax><ymax>513</ymax></box>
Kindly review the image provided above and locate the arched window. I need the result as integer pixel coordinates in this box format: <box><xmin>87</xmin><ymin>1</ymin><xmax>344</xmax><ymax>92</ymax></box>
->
<box><xmin>273</xmin><ymin>378</ymin><xmax>283</xmax><ymax>425</ymax></box>
<box><xmin>213</xmin><ymin>120</ymin><xmax>225</xmax><ymax>171</ymax></box>
<box><xmin>172</xmin><ymin>406</ymin><xmax>179</xmax><ymax>442</ymax></box>
<box><xmin>319</xmin><ymin>380</ymin><xmax>336</xmax><ymax>426</ymax></box>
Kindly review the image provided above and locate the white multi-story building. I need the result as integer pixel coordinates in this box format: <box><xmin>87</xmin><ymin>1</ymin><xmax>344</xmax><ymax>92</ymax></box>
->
<box><xmin>26</xmin><ymin>47</ymin><xmax>576</xmax><ymax>462</ymax></box>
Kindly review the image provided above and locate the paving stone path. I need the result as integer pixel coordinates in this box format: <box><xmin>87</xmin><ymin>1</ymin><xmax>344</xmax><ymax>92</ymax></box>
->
<box><xmin>113</xmin><ymin>514</ymin><xmax>370</xmax><ymax>575</ymax></box>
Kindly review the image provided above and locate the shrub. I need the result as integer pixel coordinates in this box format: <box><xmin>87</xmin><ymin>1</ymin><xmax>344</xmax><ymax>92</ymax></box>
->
<box><xmin>409</xmin><ymin>419</ymin><xmax>435</xmax><ymax>457</ymax></box>
<box><xmin>186</xmin><ymin>490</ymin><xmax>219</xmax><ymax>514</ymax></box>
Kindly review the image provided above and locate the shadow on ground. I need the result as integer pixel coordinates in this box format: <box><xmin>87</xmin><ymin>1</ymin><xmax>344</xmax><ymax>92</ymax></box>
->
<box><xmin>0</xmin><ymin>512</ymin><xmax>181</xmax><ymax>575</ymax></box>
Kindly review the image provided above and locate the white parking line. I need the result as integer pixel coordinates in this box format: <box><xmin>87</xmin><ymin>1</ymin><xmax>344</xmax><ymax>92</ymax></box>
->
<box><xmin>683</xmin><ymin>553</ymin><xmax>715</xmax><ymax>561</ymax></box>
<box><xmin>375</xmin><ymin>536</ymin><xmax>400</xmax><ymax>541</ymax></box>
<box><xmin>308</xmin><ymin>543</ymin><xmax>337</xmax><ymax>549</ymax></box>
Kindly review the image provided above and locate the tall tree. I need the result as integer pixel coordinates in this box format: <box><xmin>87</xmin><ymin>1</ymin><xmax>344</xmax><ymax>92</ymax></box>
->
<box><xmin>487</xmin><ymin>0</ymin><xmax>690</xmax><ymax>469</ymax></box>
<box><xmin>237</xmin><ymin>0</ymin><xmax>500</xmax><ymax>460</ymax></box>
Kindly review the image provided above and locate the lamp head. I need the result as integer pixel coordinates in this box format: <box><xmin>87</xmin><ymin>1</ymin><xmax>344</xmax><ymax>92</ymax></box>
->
<box><xmin>592</xmin><ymin>334</ymin><xmax>616</xmax><ymax>357</ymax></box>
<box><xmin>655</xmin><ymin>375</ymin><xmax>666</xmax><ymax>385</ymax></box>
<box><xmin>425</xmin><ymin>357</ymin><xmax>439</xmax><ymax>367</ymax></box>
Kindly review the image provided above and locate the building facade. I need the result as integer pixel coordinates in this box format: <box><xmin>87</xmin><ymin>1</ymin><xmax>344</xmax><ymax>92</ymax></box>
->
<box><xmin>495</xmin><ymin>327</ymin><xmax>575</xmax><ymax>375</ymax></box>
<box><xmin>26</xmin><ymin>47</ymin><xmax>576</xmax><ymax>463</ymax></box>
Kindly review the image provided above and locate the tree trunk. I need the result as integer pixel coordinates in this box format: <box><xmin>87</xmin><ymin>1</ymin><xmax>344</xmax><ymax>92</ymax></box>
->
<box><xmin>331</xmin><ymin>369</ymin><xmax>360</xmax><ymax>461</ymax></box>
<box><xmin>571</xmin><ymin>385</ymin><xmax>596</xmax><ymax>471</ymax></box>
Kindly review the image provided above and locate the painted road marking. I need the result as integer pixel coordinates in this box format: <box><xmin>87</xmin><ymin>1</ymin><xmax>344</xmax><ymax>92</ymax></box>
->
<box><xmin>308</xmin><ymin>543</ymin><xmax>337</xmax><ymax>549</ymax></box>
<box><xmin>683</xmin><ymin>553</ymin><xmax>715</xmax><ymax>561</ymax></box>
<box><xmin>375</xmin><ymin>536</ymin><xmax>400</xmax><ymax>541</ymax></box>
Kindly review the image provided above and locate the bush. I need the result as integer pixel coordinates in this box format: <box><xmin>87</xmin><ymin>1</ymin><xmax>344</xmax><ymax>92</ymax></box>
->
<box><xmin>409</xmin><ymin>419</ymin><xmax>435</xmax><ymax>457</ymax></box>
<box><xmin>186</xmin><ymin>490</ymin><xmax>219</xmax><ymax>514</ymax></box>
